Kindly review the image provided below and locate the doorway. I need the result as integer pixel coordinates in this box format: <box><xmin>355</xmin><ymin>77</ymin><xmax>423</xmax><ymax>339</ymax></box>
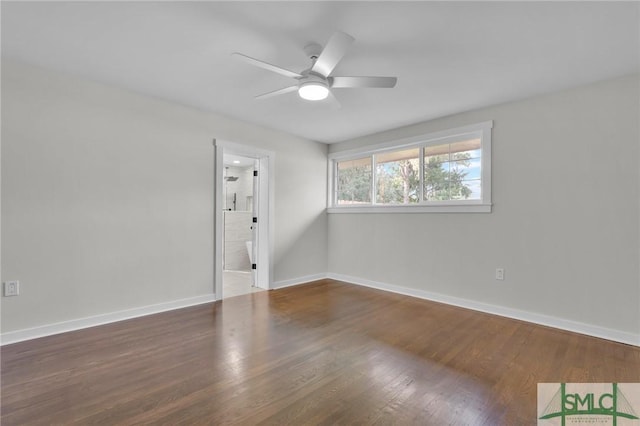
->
<box><xmin>222</xmin><ymin>154</ymin><xmax>258</xmax><ymax>297</ymax></box>
<box><xmin>214</xmin><ymin>140</ymin><xmax>274</xmax><ymax>300</ymax></box>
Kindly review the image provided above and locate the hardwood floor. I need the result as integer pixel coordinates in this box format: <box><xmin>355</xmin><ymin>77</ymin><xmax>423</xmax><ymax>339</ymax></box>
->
<box><xmin>2</xmin><ymin>279</ymin><xmax>639</xmax><ymax>425</ymax></box>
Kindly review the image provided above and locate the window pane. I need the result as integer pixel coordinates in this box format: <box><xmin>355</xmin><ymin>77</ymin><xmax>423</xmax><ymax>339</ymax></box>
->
<box><xmin>424</xmin><ymin>143</ymin><xmax>450</xmax><ymax>156</ymax></box>
<box><xmin>424</xmin><ymin>139</ymin><xmax>482</xmax><ymax>201</ymax></box>
<box><xmin>424</xmin><ymin>143</ymin><xmax>450</xmax><ymax>163</ymax></box>
<box><xmin>460</xmin><ymin>148</ymin><xmax>481</xmax><ymax>160</ymax></box>
<box><xmin>424</xmin><ymin>155</ymin><xmax>451</xmax><ymax>201</ymax></box>
<box><xmin>450</xmin><ymin>158</ymin><xmax>481</xmax><ymax>180</ymax></box>
<box><xmin>450</xmin><ymin>138</ymin><xmax>481</xmax><ymax>158</ymax></box>
<box><xmin>336</xmin><ymin>157</ymin><xmax>372</xmax><ymax>205</ymax></box>
<box><xmin>458</xmin><ymin>180</ymin><xmax>481</xmax><ymax>200</ymax></box>
<box><xmin>375</xmin><ymin>148</ymin><xmax>419</xmax><ymax>204</ymax></box>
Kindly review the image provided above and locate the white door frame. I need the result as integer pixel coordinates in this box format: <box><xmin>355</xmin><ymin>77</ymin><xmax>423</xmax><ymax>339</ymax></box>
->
<box><xmin>214</xmin><ymin>139</ymin><xmax>275</xmax><ymax>299</ymax></box>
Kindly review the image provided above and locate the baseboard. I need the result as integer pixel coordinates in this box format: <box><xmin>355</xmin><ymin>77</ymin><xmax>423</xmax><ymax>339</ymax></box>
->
<box><xmin>272</xmin><ymin>273</ymin><xmax>329</xmax><ymax>289</ymax></box>
<box><xmin>4</xmin><ymin>274</ymin><xmax>637</xmax><ymax>347</ymax></box>
<box><xmin>1</xmin><ymin>294</ymin><xmax>217</xmax><ymax>346</ymax></box>
<box><xmin>326</xmin><ymin>273</ymin><xmax>640</xmax><ymax>347</ymax></box>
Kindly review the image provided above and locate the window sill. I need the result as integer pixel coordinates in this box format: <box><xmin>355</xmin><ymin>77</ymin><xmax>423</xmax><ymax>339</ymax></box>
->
<box><xmin>327</xmin><ymin>203</ymin><xmax>492</xmax><ymax>214</ymax></box>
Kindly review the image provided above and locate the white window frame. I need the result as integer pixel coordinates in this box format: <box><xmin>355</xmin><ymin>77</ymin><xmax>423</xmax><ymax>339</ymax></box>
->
<box><xmin>327</xmin><ymin>121</ymin><xmax>493</xmax><ymax>213</ymax></box>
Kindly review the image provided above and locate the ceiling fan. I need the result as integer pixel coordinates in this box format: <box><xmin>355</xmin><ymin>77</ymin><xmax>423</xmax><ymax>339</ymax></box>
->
<box><xmin>232</xmin><ymin>31</ymin><xmax>397</xmax><ymax>104</ymax></box>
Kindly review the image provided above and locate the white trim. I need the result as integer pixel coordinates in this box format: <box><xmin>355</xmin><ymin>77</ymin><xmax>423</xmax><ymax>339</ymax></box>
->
<box><xmin>215</xmin><ymin>139</ymin><xmax>274</xmax><ymax>158</ymax></box>
<box><xmin>214</xmin><ymin>139</ymin><xmax>275</xmax><ymax>298</ymax></box>
<box><xmin>214</xmin><ymin>140</ymin><xmax>224</xmax><ymax>299</ymax></box>
<box><xmin>272</xmin><ymin>273</ymin><xmax>329</xmax><ymax>289</ymax></box>
<box><xmin>328</xmin><ymin>121</ymin><xmax>493</xmax><ymax>213</ymax></box>
<box><xmin>480</xmin><ymin>124</ymin><xmax>492</xmax><ymax>205</ymax></box>
<box><xmin>5</xmin><ymin>275</ymin><xmax>637</xmax><ymax>347</ymax></box>
<box><xmin>0</xmin><ymin>294</ymin><xmax>216</xmax><ymax>346</ymax></box>
<box><xmin>326</xmin><ymin>273</ymin><xmax>640</xmax><ymax>347</ymax></box>
<box><xmin>326</xmin><ymin>157</ymin><xmax>335</xmax><ymax>209</ymax></box>
<box><xmin>327</xmin><ymin>203</ymin><xmax>492</xmax><ymax>214</ymax></box>
<box><xmin>328</xmin><ymin>120</ymin><xmax>493</xmax><ymax>160</ymax></box>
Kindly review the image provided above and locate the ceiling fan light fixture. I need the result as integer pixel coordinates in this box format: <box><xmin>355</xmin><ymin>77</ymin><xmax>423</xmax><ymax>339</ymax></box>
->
<box><xmin>234</xmin><ymin>31</ymin><xmax>397</xmax><ymax>103</ymax></box>
<box><xmin>298</xmin><ymin>81</ymin><xmax>329</xmax><ymax>101</ymax></box>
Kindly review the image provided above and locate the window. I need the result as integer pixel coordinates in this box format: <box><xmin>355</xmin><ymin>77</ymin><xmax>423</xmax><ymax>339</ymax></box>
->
<box><xmin>328</xmin><ymin>121</ymin><xmax>492</xmax><ymax>213</ymax></box>
<box><xmin>336</xmin><ymin>157</ymin><xmax>371</xmax><ymax>205</ymax></box>
<box><xmin>376</xmin><ymin>148</ymin><xmax>420</xmax><ymax>204</ymax></box>
<box><xmin>423</xmin><ymin>138</ymin><xmax>482</xmax><ymax>201</ymax></box>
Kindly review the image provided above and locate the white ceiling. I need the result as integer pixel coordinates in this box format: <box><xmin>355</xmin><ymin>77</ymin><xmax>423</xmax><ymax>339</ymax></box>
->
<box><xmin>224</xmin><ymin>154</ymin><xmax>255</xmax><ymax>168</ymax></box>
<box><xmin>2</xmin><ymin>2</ymin><xmax>638</xmax><ymax>144</ymax></box>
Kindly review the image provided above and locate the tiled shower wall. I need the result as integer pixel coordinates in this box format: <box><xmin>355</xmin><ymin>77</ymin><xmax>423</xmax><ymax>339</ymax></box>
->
<box><xmin>224</xmin><ymin>166</ymin><xmax>254</xmax><ymax>212</ymax></box>
<box><xmin>223</xmin><ymin>211</ymin><xmax>252</xmax><ymax>271</ymax></box>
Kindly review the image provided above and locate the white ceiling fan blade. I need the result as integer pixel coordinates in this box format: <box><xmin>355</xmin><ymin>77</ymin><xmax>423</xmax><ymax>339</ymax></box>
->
<box><xmin>330</xmin><ymin>76</ymin><xmax>398</xmax><ymax>88</ymax></box>
<box><xmin>311</xmin><ymin>31</ymin><xmax>355</xmax><ymax>77</ymax></box>
<box><xmin>254</xmin><ymin>85</ymin><xmax>298</xmax><ymax>100</ymax></box>
<box><xmin>232</xmin><ymin>53</ymin><xmax>302</xmax><ymax>79</ymax></box>
<box><xmin>324</xmin><ymin>91</ymin><xmax>342</xmax><ymax>109</ymax></box>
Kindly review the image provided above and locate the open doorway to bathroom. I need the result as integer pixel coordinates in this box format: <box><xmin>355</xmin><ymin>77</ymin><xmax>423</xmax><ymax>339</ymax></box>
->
<box><xmin>222</xmin><ymin>154</ymin><xmax>263</xmax><ymax>298</ymax></box>
<box><xmin>214</xmin><ymin>139</ymin><xmax>274</xmax><ymax>300</ymax></box>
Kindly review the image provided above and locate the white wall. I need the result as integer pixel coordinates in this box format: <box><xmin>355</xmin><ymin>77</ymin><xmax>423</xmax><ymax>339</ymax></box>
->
<box><xmin>328</xmin><ymin>74</ymin><xmax>640</xmax><ymax>340</ymax></box>
<box><xmin>1</xmin><ymin>60</ymin><xmax>328</xmax><ymax>334</ymax></box>
<box><xmin>3</xmin><ymin>59</ymin><xmax>637</xmax><ymax>344</ymax></box>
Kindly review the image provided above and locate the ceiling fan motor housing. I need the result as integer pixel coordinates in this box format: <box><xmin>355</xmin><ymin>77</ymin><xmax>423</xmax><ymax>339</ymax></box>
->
<box><xmin>303</xmin><ymin>43</ymin><xmax>323</xmax><ymax>61</ymax></box>
<box><xmin>299</xmin><ymin>72</ymin><xmax>327</xmax><ymax>86</ymax></box>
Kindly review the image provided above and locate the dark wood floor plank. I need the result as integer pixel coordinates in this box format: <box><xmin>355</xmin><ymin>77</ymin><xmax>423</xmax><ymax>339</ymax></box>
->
<box><xmin>2</xmin><ymin>279</ymin><xmax>639</xmax><ymax>425</ymax></box>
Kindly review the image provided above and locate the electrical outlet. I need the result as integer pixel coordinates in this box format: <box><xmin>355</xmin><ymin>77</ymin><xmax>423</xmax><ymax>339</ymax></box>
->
<box><xmin>495</xmin><ymin>268</ymin><xmax>505</xmax><ymax>281</ymax></box>
<box><xmin>4</xmin><ymin>280</ymin><xmax>20</xmax><ymax>297</ymax></box>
